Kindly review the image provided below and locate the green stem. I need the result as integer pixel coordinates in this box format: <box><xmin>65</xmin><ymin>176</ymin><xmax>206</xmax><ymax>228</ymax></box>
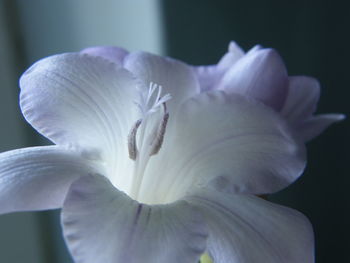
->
<box><xmin>199</xmin><ymin>253</ymin><xmax>213</xmax><ymax>263</ymax></box>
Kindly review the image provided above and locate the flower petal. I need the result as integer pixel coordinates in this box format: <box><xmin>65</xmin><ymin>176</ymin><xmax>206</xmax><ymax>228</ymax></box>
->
<box><xmin>0</xmin><ymin>146</ymin><xmax>101</xmax><ymax>214</ymax></box>
<box><xmin>194</xmin><ymin>65</ymin><xmax>220</xmax><ymax>92</ymax></box>
<box><xmin>80</xmin><ymin>46</ymin><xmax>128</xmax><ymax>66</ymax></box>
<box><xmin>194</xmin><ymin>41</ymin><xmax>245</xmax><ymax>92</ymax></box>
<box><xmin>139</xmin><ymin>91</ymin><xmax>305</xmax><ymax>204</ymax></box>
<box><xmin>281</xmin><ymin>76</ymin><xmax>320</xmax><ymax>123</ymax></box>
<box><xmin>123</xmin><ymin>51</ymin><xmax>200</xmax><ymax>113</ymax></box>
<box><xmin>296</xmin><ymin>114</ymin><xmax>345</xmax><ymax>142</ymax></box>
<box><xmin>188</xmin><ymin>189</ymin><xmax>314</xmax><ymax>263</ymax></box>
<box><xmin>281</xmin><ymin>76</ymin><xmax>345</xmax><ymax>141</ymax></box>
<box><xmin>20</xmin><ymin>53</ymin><xmax>140</xmax><ymax>189</ymax></box>
<box><xmin>217</xmin><ymin>41</ymin><xmax>245</xmax><ymax>72</ymax></box>
<box><xmin>217</xmin><ymin>48</ymin><xmax>288</xmax><ymax>111</ymax></box>
<box><xmin>62</xmin><ymin>175</ymin><xmax>207</xmax><ymax>263</ymax></box>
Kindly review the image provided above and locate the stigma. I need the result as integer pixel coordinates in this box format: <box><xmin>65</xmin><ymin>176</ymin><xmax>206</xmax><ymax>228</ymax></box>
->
<box><xmin>127</xmin><ymin>82</ymin><xmax>171</xmax><ymax>200</ymax></box>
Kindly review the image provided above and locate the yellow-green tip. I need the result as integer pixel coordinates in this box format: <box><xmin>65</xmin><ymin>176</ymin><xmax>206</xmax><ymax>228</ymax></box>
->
<box><xmin>199</xmin><ymin>253</ymin><xmax>213</xmax><ymax>263</ymax></box>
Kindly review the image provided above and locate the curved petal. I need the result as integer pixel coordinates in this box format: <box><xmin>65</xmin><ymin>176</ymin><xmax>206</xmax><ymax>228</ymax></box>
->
<box><xmin>194</xmin><ymin>41</ymin><xmax>245</xmax><ymax>92</ymax></box>
<box><xmin>296</xmin><ymin>114</ymin><xmax>345</xmax><ymax>142</ymax></box>
<box><xmin>281</xmin><ymin>76</ymin><xmax>320</xmax><ymax>123</ymax></box>
<box><xmin>20</xmin><ymin>53</ymin><xmax>140</xmax><ymax>189</ymax></box>
<box><xmin>62</xmin><ymin>175</ymin><xmax>207</xmax><ymax>263</ymax></box>
<box><xmin>188</xmin><ymin>189</ymin><xmax>314</xmax><ymax>263</ymax></box>
<box><xmin>217</xmin><ymin>48</ymin><xmax>288</xmax><ymax>111</ymax></box>
<box><xmin>123</xmin><ymin>51</ymin><xmax>200</xmax><ymax>114</ymax></box>
<box><xmin>80</xmin><ymin>46</ymin><xmax>129</xmax><ymax>66</ymax></box>
<box><xmin>194</xmin><ymin>65</ymin><xmax>220</xmax><ymax>92</ymax></box>
<box><xmin>281</xmin><ymin>76</ymin><xmax>345</xmax><ymax>141</ymax></box>
<box><xmin>0</xmin><ymin>146</ymin><xmax>102</xmax><ymax>214</ymax></box>
<box><xmin>217</xmin><ymin>41</ymin><xmax>245</xmax><ymax>72</ymax></box>
<box><xmin>139</xmin><ymin>91</ymin><xmax>305</xmax><ymax>204</ymax></box>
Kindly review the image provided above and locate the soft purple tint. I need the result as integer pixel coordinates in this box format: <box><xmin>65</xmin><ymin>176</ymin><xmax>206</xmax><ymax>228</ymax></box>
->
<box><xmin>217</xmin><ymin>48</ymin><xmax>288</xmax><ymax>111</ymax></box>
<box><xmin>81</xmin><ymin>46</ymin><xmax>129</xmax><ymax>66</ymax></box>
<box><xmin>193</xmin><ymin>42</ymin><xmax>344</xmax><ymax>141</ymax></box>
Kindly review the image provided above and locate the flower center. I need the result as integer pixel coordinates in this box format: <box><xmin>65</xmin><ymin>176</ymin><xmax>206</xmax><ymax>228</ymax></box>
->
<box><xmin>127</xmin><ymin>82</ymin><xmax>171</xmax><ymax>200</ymax></box>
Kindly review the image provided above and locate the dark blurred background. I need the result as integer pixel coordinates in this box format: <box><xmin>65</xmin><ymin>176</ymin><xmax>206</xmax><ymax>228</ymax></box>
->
<box><xmin>0</xmin><ymin>0</ymin><xmax>348</xmax><ymax>262</ymax></box>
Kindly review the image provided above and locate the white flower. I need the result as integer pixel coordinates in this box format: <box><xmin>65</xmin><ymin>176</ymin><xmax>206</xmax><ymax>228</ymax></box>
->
<box><xmin>0</xmin><ymin>44</ymin><xmax>326</xmax><ymax>263</ymax></box>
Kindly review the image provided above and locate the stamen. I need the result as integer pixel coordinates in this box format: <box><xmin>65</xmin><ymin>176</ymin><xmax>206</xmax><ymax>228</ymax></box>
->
<box><xmin>128</xmin><ymin>81</ymin><xmax>172</xmax><ymax>200</ymax></box>
<box><xmin>149</xmin><ymin>105</ymin><xmax>169</xmax><ymax>156</ymax></box>
<box><xmin>128</xmin><ymin>119</ymin><xmax>142</xmax><ymax>160</ymax></box>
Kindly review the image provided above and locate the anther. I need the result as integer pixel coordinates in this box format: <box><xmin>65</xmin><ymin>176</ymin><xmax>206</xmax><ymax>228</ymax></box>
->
<box><xmin>128</xmin><ymin>119</ymin><xmax>142</xmax><ymax>160</ymax></box>
<box><xmin>149</xmin><ymin>105</ymin><xmax>169</xmax><ymax>156</ymax></box>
